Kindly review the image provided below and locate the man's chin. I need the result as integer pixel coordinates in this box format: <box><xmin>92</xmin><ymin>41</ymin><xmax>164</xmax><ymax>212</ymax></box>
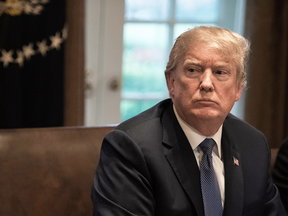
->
<box><xmin>192</xmin><ymin>109</ymin><xmax>221</xmax><ymax>121</ymax></box>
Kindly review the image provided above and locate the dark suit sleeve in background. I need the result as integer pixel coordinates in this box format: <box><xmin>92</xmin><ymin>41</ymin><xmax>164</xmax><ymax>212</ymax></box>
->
<box><xmin>272</xmin><ymin>137</ymin><xmax>288</xmax><ymax>214</ymax></box>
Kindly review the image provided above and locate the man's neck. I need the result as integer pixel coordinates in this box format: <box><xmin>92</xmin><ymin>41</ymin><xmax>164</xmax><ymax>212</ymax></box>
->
<box><xmin>191</xmin><ymin>121</ymin><xmax>222</xmax><ymax>137</ymax></box>
<box><xmin>173</xmin><ymin>106</ymin><xmax>224</xmax><ymax>137</ymax></box>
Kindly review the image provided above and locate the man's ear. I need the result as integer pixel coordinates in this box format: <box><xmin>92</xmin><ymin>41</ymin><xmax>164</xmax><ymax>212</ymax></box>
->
<box><xmin>235</xmin><ymin>83</ymin><xmax>243</xmax><ymax>102</ymax></box>
<box><xmin>165</xmin><ymin>71</ymin><xmax>175</xmax><ymax>98</ymax></box>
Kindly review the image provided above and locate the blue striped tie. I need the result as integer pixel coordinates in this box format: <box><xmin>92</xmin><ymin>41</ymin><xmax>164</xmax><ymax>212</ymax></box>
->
<box><xmin>199</xmin><ymin>138</ymin><xmax>223</xmax><ymax>216</ymax></box>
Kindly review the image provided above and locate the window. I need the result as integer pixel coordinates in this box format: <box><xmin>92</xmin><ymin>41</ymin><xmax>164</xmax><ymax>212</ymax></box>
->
<box><xmin>84</xmin><ymin>0</ymin><xmax>246</xmax><ymax>126</ymax></box>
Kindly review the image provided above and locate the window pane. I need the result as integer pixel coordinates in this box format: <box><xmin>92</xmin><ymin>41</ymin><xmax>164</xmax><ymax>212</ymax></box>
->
<box><xmin>121</xmin><ymin>100</ymin><xmax>160</xmax><ymax>121</ymax></box>
<box><xmin>125</xmin><ymin>0</ymin><xmax>170</xmax><ymax>21</ymax></box>
<box><xmin>122</xmin><ymin>23</ymin><xmax>169</xmax><ymax>96</ymax></box>
<box><xmin>173</xmin><ymin>23</ymin><xmax>217</xmax><ymax>41</ymax></box>
<box><xmin>175</xmin><ymin>0</ymin><xmax>219</xmax><ymax>22</ymax></box>
<box><xmin>121</xmin><ymin>23</ymin><xmax>169</xmax><ymax>120</ymax></box>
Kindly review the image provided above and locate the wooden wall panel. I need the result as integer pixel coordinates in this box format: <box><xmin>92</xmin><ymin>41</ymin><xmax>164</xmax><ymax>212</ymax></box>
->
<box><xmin>64</xmin><ymin>0</ymin><xmax>85</xmax><ymax>126</ymax></box>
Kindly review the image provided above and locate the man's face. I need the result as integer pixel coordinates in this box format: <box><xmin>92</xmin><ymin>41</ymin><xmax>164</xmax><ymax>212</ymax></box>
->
<box><xmin>166</xmin><ymin>44</ymin><xmax>243</xmax><ymax>128</ymax></box>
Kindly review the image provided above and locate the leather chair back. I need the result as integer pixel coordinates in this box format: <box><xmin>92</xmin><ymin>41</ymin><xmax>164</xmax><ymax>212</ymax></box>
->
<box><xmin>0</xmin><ymin>126</ymin><xmax>114</xmax><ymax>216</ymax></box>
<box><xmin>270</xmin><ymin>148</ymin><xmax>279</xmax><ymax>171</ymax></box>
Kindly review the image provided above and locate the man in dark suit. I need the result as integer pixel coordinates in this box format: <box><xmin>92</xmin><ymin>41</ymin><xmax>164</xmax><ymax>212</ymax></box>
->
<box><xmin>91</xmin><ymin>26</ymin><xmax>286</xmax><ymax>215</ymax></box>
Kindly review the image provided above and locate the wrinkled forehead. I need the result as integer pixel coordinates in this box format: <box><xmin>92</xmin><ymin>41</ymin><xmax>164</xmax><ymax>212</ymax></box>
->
<box><xmin>180</xmin><ymin>41</ymin><xmax>237</xmax><ymax>66</ymax></box>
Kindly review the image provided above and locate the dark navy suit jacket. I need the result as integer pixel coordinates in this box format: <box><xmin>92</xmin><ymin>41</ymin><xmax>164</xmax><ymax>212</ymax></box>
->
<box><xmin>92</xmin><ymin>99</ymin><xmax>286</xmax><ymax>215</ymax></box>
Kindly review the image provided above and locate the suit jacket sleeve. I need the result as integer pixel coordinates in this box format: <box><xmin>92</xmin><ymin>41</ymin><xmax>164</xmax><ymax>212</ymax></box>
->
<box><xmin>272</xmin><ymin>137</ymin><xmax>288</xmax><ymax>215</ymax></box>
<box><xmin>263</xmin><ymin>136</ymin><xmax>286</xmax><ymax>216</ymax></box>
<box><xmin>91</xmin><ymin>129</ymin><xmax>155</xmax><ymax>216</ymax></box>
<box><xmin>264</xmin><ymin>173</ymin><xmax>286</xmax><ymax>216</ymax></box>
<box><xmin>249</xmin><ymin>135</ymin><xmax>286</xmax><ymax>216</ymax></box>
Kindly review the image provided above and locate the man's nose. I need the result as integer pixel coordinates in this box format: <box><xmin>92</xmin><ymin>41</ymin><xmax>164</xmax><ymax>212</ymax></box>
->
<box><xmin>199</xmin><ymin>70</ymin><xmax>214</xmax><ymax>91</ymax></box>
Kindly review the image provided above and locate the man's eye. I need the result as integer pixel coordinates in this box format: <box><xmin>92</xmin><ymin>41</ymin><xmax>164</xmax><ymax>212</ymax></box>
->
<box><xmin>216</xmin><ymin>70</ymin><xmax>223</xmax><ymax>75</ymax></box>
<box><xmin>188</xmin><ymin>68</ymin><xmax>195</xmax><ymax>72</ymax></box>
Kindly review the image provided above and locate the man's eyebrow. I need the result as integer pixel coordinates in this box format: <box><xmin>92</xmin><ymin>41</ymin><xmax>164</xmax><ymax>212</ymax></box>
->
<box><xmin>214</xmin><ymin>61</ymin><xmax>231</xmax><ymax>67</ymax></box>
<box><xmin>183</xmin><ymin>59</ymin><xmax>201</xmax><ymax>66</ymax></box>
<box><xmin>182</xmin><ymin>59</ymin><xmax>232</xmax><ymax>68</ymax></box>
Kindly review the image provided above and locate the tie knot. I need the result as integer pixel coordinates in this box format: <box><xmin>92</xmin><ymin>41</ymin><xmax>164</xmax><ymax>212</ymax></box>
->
<box><xmin>199</xmin><ymin>138</ymin><xmax>216</xmax><ymax>155</ymax></box>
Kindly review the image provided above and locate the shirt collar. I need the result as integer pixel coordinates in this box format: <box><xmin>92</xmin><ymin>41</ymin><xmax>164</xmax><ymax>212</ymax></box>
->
<box><xmin>173</xmin><ymin>105</ymin><xmax>223</xmax><ymax>158</ymax></box>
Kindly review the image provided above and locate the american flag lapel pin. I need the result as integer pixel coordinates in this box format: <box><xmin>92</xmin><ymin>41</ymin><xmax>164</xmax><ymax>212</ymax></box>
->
<box><xmin>233</xmin><ymin>156</ymin><xmax>239</xmax><ymax>166</ymax></box>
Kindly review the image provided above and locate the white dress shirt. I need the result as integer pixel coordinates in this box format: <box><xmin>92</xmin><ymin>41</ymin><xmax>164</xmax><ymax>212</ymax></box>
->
<box><xmin>173</xmin><ymin>106</ymin><xmax>225</xmax><ymax>208</ymax></box>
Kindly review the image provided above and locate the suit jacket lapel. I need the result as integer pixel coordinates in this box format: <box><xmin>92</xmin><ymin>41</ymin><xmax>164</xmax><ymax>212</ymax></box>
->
<box><xmin>222</xmin><ymin>123</ymin><xmax>244</xmax><ymax>216</ymax></box>
<box><xmin>162</xmin><ymin>103</ymin><xmax>204</xmax><ymax>216</ymax></box>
